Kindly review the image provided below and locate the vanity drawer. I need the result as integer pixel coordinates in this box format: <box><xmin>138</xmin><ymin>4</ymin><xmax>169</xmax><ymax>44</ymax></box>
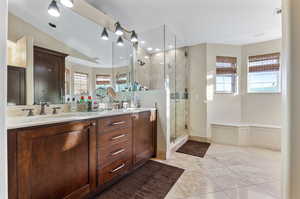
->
<box><xmin>98</xmin><ymin>127</ymin><xmax>131</xmax><ymax>148</ymax></box>
<box><xmin>98</xmin><ymin>158</ymin><xmax>131</xmax><ymax>185</ymax></box>
<box><xmin>99</xmin><ymin>114</ymin><xmax>131</xmax><ymax>132</ymax></box>
<box><xmin>98</xmin><ymin>140</ymin><xmax>132</xmax><ymax>168</ymax></box>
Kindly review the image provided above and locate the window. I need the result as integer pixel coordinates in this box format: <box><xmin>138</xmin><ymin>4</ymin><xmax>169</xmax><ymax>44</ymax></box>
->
<box><xmin>248</xmin><ymin>53</ymin><xmax>281</xmax><ymax>93</ymax></box>
<box><xmin>73</xmin><ymin>72</ymin><xmax>88</xmax><ymax>95</ymax></box>
<box><xmin>95</xmin><ymin>74</ymin><xmax>112</xmax><ymax>89</ymax></box>
<box><xmin>215</xmin><ymin>56</ymin><xmax>237</xmax><ymax>93</ymax></box>
<box><xmin>116</xmin><ymin>73</ymin><xmax>128</xmax><ymax>92</ymax></box>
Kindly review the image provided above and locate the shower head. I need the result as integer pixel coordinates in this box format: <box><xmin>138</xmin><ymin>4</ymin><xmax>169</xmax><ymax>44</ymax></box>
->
<box><xmin>137</xmin><ymin>59</ymin><xmax>146</xmax><ymax>66</ymax></box>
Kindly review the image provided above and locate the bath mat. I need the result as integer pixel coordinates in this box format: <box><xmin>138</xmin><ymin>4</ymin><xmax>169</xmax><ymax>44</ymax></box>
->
<box><xmin>176</xmin><ymin>140</ymin><xmax>211</xmax><ymax>158</ymax></box>
<box><xmin>94</xmin><ymin>160</ymin><xmax>184</xmax><ymax>199</ymax></box>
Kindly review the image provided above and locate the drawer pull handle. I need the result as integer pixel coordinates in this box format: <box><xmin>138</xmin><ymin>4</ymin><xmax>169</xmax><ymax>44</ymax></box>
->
<box><xmin>111</xmin><ymin>149</ymin><xmax>126</xmax><ymax>156</ymax></box>
<box><xmin>110</xmin><ymin>163</ymin><xmax>125</xmax><ymax>173</ymax></box>
<box><xmin>111</xmin><ymin>121</ymin><xmax>126</xmax><ymax>126</ymax></box>
<box><xmin>111</xmin><ymin>134</ymin><xmax>126</xmax><ymax>140</ymax></box>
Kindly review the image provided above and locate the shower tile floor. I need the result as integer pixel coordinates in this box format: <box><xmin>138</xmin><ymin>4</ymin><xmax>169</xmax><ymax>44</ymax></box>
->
<box><xmin>155</xmin><ymin>143</ymin><xmax>281</xmax><ymax>199</ymax></box>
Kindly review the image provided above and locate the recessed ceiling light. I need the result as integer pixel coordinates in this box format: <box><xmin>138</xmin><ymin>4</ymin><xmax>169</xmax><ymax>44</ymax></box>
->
<box><xmin>95</xmin><ymin>58</ymin><xmax>102</xmax><ymax>63</ymax></box>
<box><xmin>140</xmin><ymin>41</ymin><xmax>146</xmax><ymax>44</ymax></box>
<box><xmin>144</xmin><ymin>56</ymin><xmax>150</xmax><ymax>59</ymax></box>
<box><xmin>147</xmin><ymin>47</ymin><xmax>153</xmax><ymax>51</ymax></box>
<box><xmin>60</xmin><ymin>0</ymin><xmax>74</xmax><ymax>8</ymax></box>
<box><xmin>155</xmin><ymin>48</ymin><xmax>161</xmax><ymax>52</ymax></box>
<box><xmin>48</xmin><ymin>0</ymin><xmax>60</xmax><ymax>17</ymax></box>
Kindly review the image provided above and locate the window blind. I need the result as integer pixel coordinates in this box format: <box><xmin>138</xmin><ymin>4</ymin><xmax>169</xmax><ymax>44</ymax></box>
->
<box><xmin>96</xmin><ymin>74</ymin><xmax>111</xmax><ymax>85</ymax></box>
<box><xmin>248</xmin><ymin>53</ymin><xmax>280</xmax><ymax>72</ymax></box>
<box><xmin>116</xmin><ymin>73</ymin><xmax>128</xmax><ymax>84</ymax></box>
<box><xmin>74</xmin><ymin>72</ymin><xmax>88</xmax><ymax>95</ymax></box>
<box><xmin>216</xmin><ymin>56</ymin><xmax>237</xmax><ymax>74</ymax></box>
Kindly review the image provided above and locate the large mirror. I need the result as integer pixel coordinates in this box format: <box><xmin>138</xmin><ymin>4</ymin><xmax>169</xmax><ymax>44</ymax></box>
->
<box><xmin>7</xmin><ymin>0</ymin><xmax>133</xmax><ymax>106</ymax></box>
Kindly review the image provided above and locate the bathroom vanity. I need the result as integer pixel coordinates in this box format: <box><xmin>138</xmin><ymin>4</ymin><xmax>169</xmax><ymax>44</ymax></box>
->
<box><xmin>7</xmin><ymin>109</ymin><xmax>157</xmax><ymax>199</ymax></box>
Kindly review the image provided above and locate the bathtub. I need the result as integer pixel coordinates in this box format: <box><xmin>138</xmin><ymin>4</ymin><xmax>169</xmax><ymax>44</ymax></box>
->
<box><xmin>210</xmin><ymin>122</ymin><xmax>281</xmax><ymax>151</ymax></box>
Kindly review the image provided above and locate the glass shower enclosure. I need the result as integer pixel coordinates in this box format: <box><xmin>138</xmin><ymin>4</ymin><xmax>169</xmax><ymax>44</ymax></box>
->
<box><xmin>134</xmin><ymin>25</ymin><xmax>189</xmax><ymax>143</ymax></box>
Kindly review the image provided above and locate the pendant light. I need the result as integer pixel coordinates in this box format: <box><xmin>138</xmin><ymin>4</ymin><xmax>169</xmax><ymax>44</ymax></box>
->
<box><xmin>48</xmin><ymin>0</ymin><xmax>60</xmax><ymax>17</ymax></box>
<box><xmin>115</xmin><ymin>22</ymin><xmax>124</xmax><ymax>36</ymax></box>
<box><xmin>60</xmin><ymin>0</ymin><xmax>74</xmax><ymax>8</ymax></box>
<box><xmin>131</xmin><ymin>31</ymin><xmax>138</xmax><ymax>43</ymax></box>
<box><xmin>117</xmin><ymin>36</ymin><xmax>124</xmax><ymax>47</ymax></box>
<box><xmin>101</xmin><ymin>28</ymin><xmax>109</xmax><ymax>40</ymax></box>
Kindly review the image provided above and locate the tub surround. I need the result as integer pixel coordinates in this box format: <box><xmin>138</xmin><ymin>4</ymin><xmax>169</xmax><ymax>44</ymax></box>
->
<box><xmin>211</xmin><ymin>122</ymin><xmax>281</xmax><ymax>150</ymax></box>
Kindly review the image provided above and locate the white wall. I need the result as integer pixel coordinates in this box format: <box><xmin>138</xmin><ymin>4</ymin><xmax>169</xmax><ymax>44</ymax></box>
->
<box><xmin>0</xmin><ymin>0</ymin><xmax>8</xmax><ymax>198</ymax></box>
<box><xmin>188</xmin><ymin>44</ymin><xmax>207</xmax><ymax>137</ymax></box>
<box><xmin>241</xmin><ymin>40</ymin><xmax>282</xmax><ymax>126</ymax></box>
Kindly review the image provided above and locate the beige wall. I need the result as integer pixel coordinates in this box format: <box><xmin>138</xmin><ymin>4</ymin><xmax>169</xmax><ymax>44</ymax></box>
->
<box><xmin>188</xmin><ymin>44</ymin><xmax>207</xmax><ymax>137</ymax></box>
<box><xmin>206</xmin><ymin>44</ymin><xmax>243</xmax><ymax>134</ymax></box>
<box><xmin>8</xmin><ymin>13</ymin><xmax>93</xmax><ymax>62</ymax></box>
<box><xmin>187</xmin><ymin>39</ymin><xmax>282</xmax><ymax>139</ymax></box>
<box><xmin>241</xmin><ymin>39</ymin><xmax>282</xmax><ymax>126</ymax></box>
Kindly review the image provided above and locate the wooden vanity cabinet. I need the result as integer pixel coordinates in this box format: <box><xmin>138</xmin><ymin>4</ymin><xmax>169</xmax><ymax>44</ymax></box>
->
<box><xmin>8</xmin><ymin>111</ymin><xmax>157</xmax><ymax>199</ymax></box>
<box><xmin>8</xmin><ymin>120</ymin><xmax>97</xmax><ymax>199</ymax></box>
<box><xmin>97</xmin><ymin>114</ymin><xmax>133</xmax><ymax>186</ymax></box>
<box><xmin>132</xmin><ymin>111</ymin><xmax>155</xmax><ymax>168</ymax></box>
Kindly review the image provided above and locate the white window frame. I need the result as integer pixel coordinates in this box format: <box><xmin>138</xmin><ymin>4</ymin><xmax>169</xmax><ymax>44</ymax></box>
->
<box><xmin>247</xmin><ymin>54</ymin><xmax>281</xmax><ymax>94</ymax></box>
<box><xmin>73</xmin><ymin>72</ymin><xmax>89</xmax><ymax>96</ymax></box>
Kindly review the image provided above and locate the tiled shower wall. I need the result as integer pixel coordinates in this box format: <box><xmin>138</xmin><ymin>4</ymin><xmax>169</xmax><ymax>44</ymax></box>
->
<box><xmin>135</xmin><ymin>46</ymin><xmax>189</xmax><ymax>142</ymax></box>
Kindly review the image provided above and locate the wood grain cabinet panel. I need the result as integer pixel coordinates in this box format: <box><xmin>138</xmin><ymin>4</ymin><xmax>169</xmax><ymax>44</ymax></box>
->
<box><xmin>34</xmin><ymin>46</ymin><xmax>67</xmax><ymax>104</ymax></box>
<box><xmin>133</xmin><ymin>111</ymin><xmax>155</xmax><ymax>167</ymax></box>
<box><xmin>7</xmin><ymin>66</ymin><xmax>26</xmax><ymax>105</ymax></box>
<box><xmin>14</xmin><ymin>121</ymin><xmax>97</xmax><ymax>199</ymax></box>
<box><xmin>8</xmin><ymin>112</ymin><xmax>157</xmax><ymax>199</ymax></box>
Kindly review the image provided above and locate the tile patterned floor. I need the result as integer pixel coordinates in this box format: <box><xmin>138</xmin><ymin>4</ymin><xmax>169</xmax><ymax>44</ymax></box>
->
<box><xmin>155</xmin><ymin>143</ymin><xmax>281</xmax><ymax>199</ymax></box>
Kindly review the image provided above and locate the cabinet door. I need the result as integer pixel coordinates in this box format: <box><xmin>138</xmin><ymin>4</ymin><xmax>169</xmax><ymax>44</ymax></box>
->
<box><xmin>34</xmin><ymin>46</ymin><xmax>67</xmax><ymax>104</ymax></box>
<box><xmin>133</xmin><ymin>111</ymin><xmax>154</xmax><ymax>166</ymax></box>
<box><xmin>7</xmin><ymin>66</ymin><xmax>26</xmax><ymax>105</ymax></box>
<box><xmin>17</xmin><ymin>121</ymin><xmax>97</xmax><ymax>199</ymax></box>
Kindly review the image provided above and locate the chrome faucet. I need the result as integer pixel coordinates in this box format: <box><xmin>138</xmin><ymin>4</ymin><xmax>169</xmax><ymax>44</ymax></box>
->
<box><xmin>40</xmin><ymin>102</ymin><xmax>50</xmax><ymax>115</ymax></box>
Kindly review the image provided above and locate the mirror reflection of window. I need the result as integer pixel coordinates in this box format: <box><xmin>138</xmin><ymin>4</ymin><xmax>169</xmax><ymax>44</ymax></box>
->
<box><xmin>116</xmin><ymin>73</ymin><xmax>128</xmax><ymax>92</ymax></box>
<box><xmin>74</xmin><ymin>72</ymin><xmax>89</xmax><ymax>95</ymax></box>
<box><xmin>96</xmin><ymin>74</ymin><xmax>112</xmax><ymax>89</ymax></box>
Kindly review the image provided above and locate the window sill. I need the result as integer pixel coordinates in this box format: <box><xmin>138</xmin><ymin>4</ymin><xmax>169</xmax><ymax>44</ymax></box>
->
<box><xmin>215</xmin><ymin>92</ymin><xmax>235</xmax><ymax>95</ymax></box>
<box><xmin>247</xmin><ymin>92</ymin><xmax>281</xmax><ymax>94</ymax></box>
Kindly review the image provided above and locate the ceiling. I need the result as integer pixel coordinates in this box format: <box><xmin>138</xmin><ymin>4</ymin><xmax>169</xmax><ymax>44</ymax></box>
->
<box><xmin>8</xmin><ymin>0</ymin><xmax>133</xmax><ymax>68</ymax></box>
<box><xmin>87</xmin><ymin>0</ymin><xmax>282</xmax><ymax>46</ymax></box>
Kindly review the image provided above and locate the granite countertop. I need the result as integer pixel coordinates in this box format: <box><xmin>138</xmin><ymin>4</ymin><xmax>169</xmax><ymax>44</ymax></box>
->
<box><xmin>7</xmin><ymin>108</ymin><xmax>156</xmax><ymax>130</ymax></box>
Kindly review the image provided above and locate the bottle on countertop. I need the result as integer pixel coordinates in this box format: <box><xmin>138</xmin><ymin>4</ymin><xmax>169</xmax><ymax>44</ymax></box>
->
<box><xmin>87</xmin><ymin>96</ymin><xmax>93</xmax><ymax>112</ymax></box>
<box><xmin>70</xmin><ymin>97</ymin><xmax>77</xmax><ymax>112</ymax></box>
